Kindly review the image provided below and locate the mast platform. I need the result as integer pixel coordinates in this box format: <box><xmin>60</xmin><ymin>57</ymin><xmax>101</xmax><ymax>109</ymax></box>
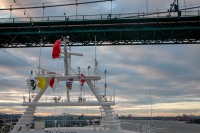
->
<box><xmin>21</xmin><ymin>101</ymin><xmax>116</xmax><ymax>106</ymax></box>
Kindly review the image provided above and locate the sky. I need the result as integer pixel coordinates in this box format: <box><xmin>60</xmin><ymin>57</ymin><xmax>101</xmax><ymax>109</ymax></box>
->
<box><xmin>0</xmin><ymin>0</ymin><xmax>200</xmax><ymax>117</ymax></box>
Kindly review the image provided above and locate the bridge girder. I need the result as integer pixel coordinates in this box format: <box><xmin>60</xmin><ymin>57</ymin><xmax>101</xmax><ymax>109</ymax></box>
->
<box><xmin>0</xmin><ymin>16</ymin><xmax>200</xmax><ymax>48</ymax></box>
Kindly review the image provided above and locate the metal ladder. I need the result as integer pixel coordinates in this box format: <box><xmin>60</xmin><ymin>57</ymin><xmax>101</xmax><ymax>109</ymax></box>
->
<box><xmin>99</xmin><ymin>106</ymin><xmax>121</xmax><ymax>131</ymax></box>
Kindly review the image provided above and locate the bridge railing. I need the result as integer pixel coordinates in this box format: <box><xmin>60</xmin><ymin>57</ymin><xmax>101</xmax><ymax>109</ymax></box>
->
<box><xmin>0</xmin><ymin>10</ymin><xmax>200</xmax><ymax>23</ymax></box>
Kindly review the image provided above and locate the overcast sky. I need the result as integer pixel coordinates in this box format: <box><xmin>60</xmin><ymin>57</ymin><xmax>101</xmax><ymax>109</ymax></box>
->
<box><xmin>0</xmin><ymin>0</ymin><xmax>200</xmax><ymax>117</ymax></box>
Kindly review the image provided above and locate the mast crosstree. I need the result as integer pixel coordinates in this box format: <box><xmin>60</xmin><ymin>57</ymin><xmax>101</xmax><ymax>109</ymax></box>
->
<box><xmin>12</xmin><ymin>37</ymin><xmax>119</xmax><ymax>132</ymax></box>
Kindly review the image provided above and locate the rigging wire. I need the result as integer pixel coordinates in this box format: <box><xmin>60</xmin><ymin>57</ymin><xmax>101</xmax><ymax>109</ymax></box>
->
<box><xmin>13</xmin><ymin>0</ymin><xmax>48</xmax><ymax>47</ymax></box>
<box><xmin>0</xmin><ymin>0</ymin><xmax>114</xmax><ymax>11</ymax></box>
<box><xmin>0</xmin><ymin>49</ymin><xmax>35</xmax><ymax>69</ymax></box>
<box><xmin>3</xmin><ymin>0</ymin><xmax>106</xmax><ymax>7</ymax></box>
<box><xmin>14</xmin><ymin>0</ymin><xmax>32</xmax><ymax>18</ymax></box>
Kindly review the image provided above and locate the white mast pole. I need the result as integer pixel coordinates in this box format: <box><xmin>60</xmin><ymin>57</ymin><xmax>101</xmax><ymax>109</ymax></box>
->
<box><xmin>94</xmin><ymin>36</ymin><xmax>97</xmax><ymax>86</ymax></box>
<box><xmin>68</xmin><ymin>47</ymin><xmax>71</xmax><ymax>74</ymax></box>
<box><xmin>64</xmin><ymin>36</ymin><xmax>70</xmax><ymax>102</ymax></box>
<box><xmin>94</xmin><ymin>36</ymin><xmax>98</xmax><ymax>75</ymax></box>
<box><xmin>95</xmin><ymin>36</ymin><xmax>96</xmax><ymax>61</ymax></box>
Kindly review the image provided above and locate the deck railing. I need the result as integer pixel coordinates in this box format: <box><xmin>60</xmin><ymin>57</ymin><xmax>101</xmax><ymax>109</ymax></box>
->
<box><xmin>121</xmin><ymin>121</ymin><xmax>157</xmax><ymax>133</ymax></box>
<box><xmin>34</xmin><ymin>67</ymin><xmax>101</xmax><ymax>77</ymax></box>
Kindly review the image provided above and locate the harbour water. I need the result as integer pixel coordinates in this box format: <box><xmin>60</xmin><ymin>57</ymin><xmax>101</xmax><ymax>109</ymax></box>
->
<box><xmin>121</xmin><ymin>120</ymin><xmax>200</xmax><ymax>133</ymax></box>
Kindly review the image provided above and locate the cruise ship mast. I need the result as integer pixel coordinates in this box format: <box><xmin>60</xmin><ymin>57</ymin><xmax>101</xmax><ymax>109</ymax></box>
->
<box><xmin>64</xmin><ymin>37</ymin><xmax>69</xmax><ymax>102</ymax></box>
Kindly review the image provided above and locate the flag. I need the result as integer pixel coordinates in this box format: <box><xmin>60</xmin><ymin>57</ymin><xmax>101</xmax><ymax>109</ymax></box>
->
<box><xmin>49</xmin><ymin>78</ymin><xmax>58</xmax><ymax>89</ymax></box>
<box><xmin>52</xmin><ymin>39</ymin><xmax>61</xmax><ymax>59</ymax></box>
<box><xmin>37</xmin><ymin>77</ymin><xmax>46</xmax><ymax>91</ymax></box>
<box><xmin>80</xmin><ymin>74</ymin><xmax>85</xmax><ymax>90</ymax></box>
<box><xmin>30</xmin><ymin>79</ymin><xmax>36</xmax><ymax>90</ymax></box>
<box><xmin>27</xmin><ymin>78</ymin><xmax>36</xmax><ymax>90</ymax></box>
<box><xmin>66</xmin><ymin>78</ymin><xmax>73</xmax><ymax>91</ymax></box>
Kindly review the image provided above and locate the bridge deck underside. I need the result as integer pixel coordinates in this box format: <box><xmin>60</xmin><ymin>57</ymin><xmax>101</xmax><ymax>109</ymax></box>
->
<box><xmin>0</xmin><ymin>16</ymin><xmax>200</xmax><ymax>48</ymax></box>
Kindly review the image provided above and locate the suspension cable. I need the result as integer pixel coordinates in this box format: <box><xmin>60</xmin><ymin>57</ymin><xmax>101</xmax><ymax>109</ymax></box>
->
<box><xmin>1</xmin><ymin>49</ymin><xmax>35</xmax><ymax>69</ymax></box>
<box><xmin>0</xmin><ymin>0</ymin><xmax>114</xmax><ymax>11</ymax></box>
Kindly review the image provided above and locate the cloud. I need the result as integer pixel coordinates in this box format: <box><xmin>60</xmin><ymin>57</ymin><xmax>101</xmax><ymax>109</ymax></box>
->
<box><xmin>1</xmin><ymin>43</ymin><xmax>200</xmax><ymax>117</ymax></box>
<box><xmin>1</xmin><ymin>0</ymin><xmax>199</xmax><ymax>18</ymax></box>
<box><xmin>1</xmin><ymin>0</ymin><xmax>200</xmax><ymax>117</ymax></box>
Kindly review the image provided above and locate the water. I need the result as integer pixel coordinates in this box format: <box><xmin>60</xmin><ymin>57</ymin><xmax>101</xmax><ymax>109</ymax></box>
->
<box><xmin>121</xmin><ymin>120</ymin><xmax>200</xmax><ymax>133</ymax></box>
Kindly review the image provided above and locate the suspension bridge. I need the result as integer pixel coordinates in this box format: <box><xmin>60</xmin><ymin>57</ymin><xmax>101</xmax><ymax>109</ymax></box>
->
<box><xmin>0</xmin><ymin>0</ymin><xmax>200</xmax><ymax>48</ymax></box>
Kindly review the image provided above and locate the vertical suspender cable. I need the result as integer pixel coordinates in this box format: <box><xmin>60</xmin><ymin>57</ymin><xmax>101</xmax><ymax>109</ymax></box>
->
<box><xmin>111</xmin><ymin>0</ymin><xmax>112</xmax><ymax>14</ymax></box>
<box><xmin>184</xmin><ymin>0</ymin><xmax>186</xmax><ymax>15</ymax></box>
<box><xmin>146</xmin><ymin>0</ymin><xmax>149</xmax><ymax>17</ymax></box>
<box><xmin>42</xmin><ymin>3</ymin><xmax>45</xmax><ymax>21</ymax></box>
<box><xmin>9</xmin><ymin>5</ymin><xmax>12</xmax><ymax>22</ymax></box>
<box><xmin>75</xmin><ymin>0</ymin><xmax>78</xmax><ymax>20</ymax></box>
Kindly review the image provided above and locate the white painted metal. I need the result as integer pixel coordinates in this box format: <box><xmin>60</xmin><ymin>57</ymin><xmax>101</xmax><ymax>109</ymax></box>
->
<box><xmin>21</xmin><ymin>101</ymin><xmax>116</xmax><ymax>106</ymax></box>
<box><xmin>35</xmin><ymin>75</ymin><xmax>101</xmax><ymax>81</ymax></box>
<box><xmin>12</xmin><ymin>78</ymin><xmax>50</xmax><ymax>132</ymax></box>
<box><xmin>11</xmin><ymin>38</ymin><xmax>156</xmax><ymax>133</ymax></box>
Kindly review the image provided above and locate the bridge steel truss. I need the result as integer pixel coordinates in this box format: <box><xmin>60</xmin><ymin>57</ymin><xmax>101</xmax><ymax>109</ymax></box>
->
<box><xmin>0</xmin><ymin>16</ymin><xmax>200</xmax><ymax>48</ymax></box>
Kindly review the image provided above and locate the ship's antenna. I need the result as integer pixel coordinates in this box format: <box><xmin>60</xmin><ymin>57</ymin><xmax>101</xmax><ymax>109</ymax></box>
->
<box><xmin>104</xmin><ymin>69</ymin><xmax>107</xmax><ymax>96</ymax></box>
<box><xmin>29</xmin><ymin>70</ymin><xmax>33</xmax><ymax>102</ymax></box>
<box><xmin>150</xmin><ymin>80</ymin><xmax>153</xmax><ymax>125</ymax></box>
<box><xmin>78</xmin><ymin>66</ymin><xmax>81</xmax><ymax>97</ymax></box>
<box><xmin>95</xmin><ymin>36</ymin><xmax>97</xmax><ymax>63</ymax></box>
<box><xmin>38</xmin><ymin>39</ymin><xmax>42</xmax><ymax>69</ymax></box>
<box><xmin>94</xmin><ymin>36</ymin><xmax>98</xmax><ymax>74</ymax></box>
